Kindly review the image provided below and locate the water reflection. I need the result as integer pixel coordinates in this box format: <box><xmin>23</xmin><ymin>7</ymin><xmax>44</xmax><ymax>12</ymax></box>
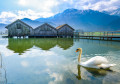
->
<box><xmin>7</xmin><ymin>39</ymin><xmax>33</xmax><ymax>55</ymax></box>
<box><xmin>83</xmin><ymin>67</ymin><xmax>108</xmax><ymax>77</ymax></box>
<box><xmin>7</xmin><ymin>38</ymin><xmax>74</xmax><ymax>55</ymax></box>
<box><xmin>75</xmin><ymin>65</ymin><xmax>120</xmax><ymax>84</ymax></box>
<box><xmin>57</xmin><ymin>38</ymin><xmax>73</xmax><ymax>50</ymax></box>
<box><xmin>34</xmin><ymin>39</ymin><xmax>57</xmax><ymax>50</ymax></box>
<box><xmin>1</xmin><ymin>37</ymin><xmax>120</xmax><ymax>84</ymax></box>
<box><xmin>76</xmin><ymin>65</ymin><xmax>81</xmax><ymax>80</ymax></box>
<box><xmin>0</xmin><ymin>53</ymin><xmax>7</xmax><ymax>84</ymax></box>
<box><xmin>80</xmin><ymin>65</ymin><xmax>110</xmax><ymax>78</ymax></box>
<box><xmin>74</xmin><ymin>38</ymin><xmax>120</xmax><ymax>50</ymax></box>
<box><xmin>76</xmin><ymin>65</ymin><xmax>109</xmax><ymax>80</ymax></box>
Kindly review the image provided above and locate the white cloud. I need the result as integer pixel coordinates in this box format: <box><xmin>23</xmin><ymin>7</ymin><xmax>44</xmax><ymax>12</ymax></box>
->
<box><xmin>19</xmin><ymin>0</ymin><xmax>27</xmax><ymax>6</ymax></box>
<box><xmin>0</xmin><ymin>44</ymin><xmax>15</xmax><ymax>56</ymax></box>
<box><xmin>88</xmin><ymin>0</ymin><xmax>119</xmax><ymax>11</ymax></box>
<box><xmin>0</xmin><ymin>0</ymin><xmax>120</xmax><ymax>23</ymax></box>
<box><xmin>49</xmin><ymin>73</ymin><xmax>63</xmax><ymax>84</ymax></box>
<box><xmin>21</xmin><ymin>61</ymin><xmax>29</xmax><ymax>67</ymax></box>
<box><xmin>20</xmin><ymin>48</ymin><xmax>58</xmax><ymax>58</ymax></box>
<box><xmin>0</xmin><ymin>9</ymin><xmax>54</xmax><ymax>24</ymax></box>
<box><xmin>0</xmin><ymin>12</ymin><xmax>17</xmax><ymax>18</ymax></box>
<box><xmin>17</xmin><ymin>9</ymin><xmax>54</xmax><ymax>19</ymax></box>
<box><xmin>74</xmin><ymin>0</ymin><xmax>120</xmax><ymax>11</ymax></box>
<box><xmin>18</xmin><ymin>0</ymin><xmax>59</xmax><ymax>12</ymax></box>
<box><xmin>0</xmin><ymin>12</ymin><xmax>17</xmax><ymax>23</ymax></box>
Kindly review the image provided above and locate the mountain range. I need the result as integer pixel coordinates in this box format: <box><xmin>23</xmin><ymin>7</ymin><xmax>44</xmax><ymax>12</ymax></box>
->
<box><xmin>37</xmin><ymin>9</ymin><xmax>120</xmax><ymax>31</ymax></box>
<box><xmin>0</xmin><ymin>23</ymin><xmax>7</xmax><ymax>33</ymax></box>
<box><xmin>103</xmin><ymin>8</ymin><xmax>120</xmax><ymax>17</ymax></box>
<box><xmin>1</xmin><ymin>8</ymin><xmax>120</xmax><ymax>32</ymax></box>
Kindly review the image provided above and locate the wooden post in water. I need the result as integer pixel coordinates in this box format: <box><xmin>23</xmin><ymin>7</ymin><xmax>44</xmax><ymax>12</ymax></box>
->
<box><xmin>112</xmin><ymin>32</ymin><xmax>113</xmax><ymax>37</ymax></box>
<box><xmin>107</xmin><ymin>32</ymin><xmax>108</xmax><ymax>37</ymax></box>
<box><xmin>89</xmin><ymin>32</ymin><xmax>90</xmax><ymax>39</ymax></box>
<box><xmin>107</xmin><ymin>32</ymin><xmax>108</xmax><ymax>40</ymax></box>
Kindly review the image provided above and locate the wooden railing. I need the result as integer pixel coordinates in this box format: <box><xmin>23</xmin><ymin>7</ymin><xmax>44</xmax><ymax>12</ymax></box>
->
<box><xmin>74</xmin><ymin>31</ymin><xmax>120</xmax><ymax>40</ymax></box>
<box><xmin>74</xmin><ymin>31</ymin><xmax>120</xmax><ymax>37</ymax></box>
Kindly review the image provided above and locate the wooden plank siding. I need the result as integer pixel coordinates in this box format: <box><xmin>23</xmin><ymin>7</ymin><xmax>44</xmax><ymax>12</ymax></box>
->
<box><xmin>5</xmin><ymin>19</ymin><xmax>75</xmax><ymax>38</ymax></box>
<box><xmin>5</xmin><ymin>19</ymin><xmax>34</xmax><ymax>37</ymax></box>
<box><xmin>56</xmin><ymin>24</ymin><xmax>74</xmax><ymax>37</ymax></box>
<box><xmin>34</xmin><ymin>23</ymin><xmax>57</xmax><ymax>37</ymax></box>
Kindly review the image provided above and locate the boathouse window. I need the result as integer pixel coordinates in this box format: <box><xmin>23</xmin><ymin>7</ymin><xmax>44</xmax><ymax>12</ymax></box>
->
<box><xmin>17</xmin><ymin>23</ymin><xmax>21</xmax><ymax>29</ymax></box>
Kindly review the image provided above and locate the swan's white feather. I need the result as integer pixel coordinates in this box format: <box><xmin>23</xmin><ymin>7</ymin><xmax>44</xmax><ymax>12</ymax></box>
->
<box><xmin>97</xmin><ymin>64</ymin><xmax>116</xmax><ymax>69</ymax></box>
<box><xmin>79</xmin><ymin>56</ymin><xmax>116</xmax><ymax>69</ymax></box>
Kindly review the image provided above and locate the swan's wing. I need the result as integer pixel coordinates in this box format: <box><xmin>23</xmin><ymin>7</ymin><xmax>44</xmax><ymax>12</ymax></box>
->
<box><xmin>84</xmin><ymin>56</ymin><xmax>108</xmax><ymax>66</ymax></box>
<box><xmin>98</xmin><ymin>64</ymin><xmax>116</xmax><ymax>69</ymax></box>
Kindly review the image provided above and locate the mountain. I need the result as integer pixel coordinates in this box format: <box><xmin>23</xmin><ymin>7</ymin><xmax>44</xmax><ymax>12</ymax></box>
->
<box><xmin>35</xmin><ymin>9</ymin><xmax>120</xmax><ymax>31</ymax></box>
<box><xmin>0</xmin><ymin>23</ymin><xmax>7</xmax><ymax>33</ymax></box>
<box><xmin>103</xmin><ymin>8</ymin><xmax>120</xmax><ymax>17</ymax></box>
<box><xmin>21</xmin><ymin>18</ymin><xmax>56</xmax><ymax>28</ymax></box>
<box><xmin>20</xmin><ymin>9</ymin><xmax>120</xmax><ymax>31</ymax></box>
<box><xmin>21</xmin><ymin>18</ymin><xmax>43</xmax><ymax>28</ymax></box>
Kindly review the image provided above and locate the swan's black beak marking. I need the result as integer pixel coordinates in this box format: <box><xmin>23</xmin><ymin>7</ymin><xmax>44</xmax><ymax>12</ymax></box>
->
<box><xmin>76</xmin><ymin>49</ymin><xmax>79</xmax><ymax>52</ymax></box>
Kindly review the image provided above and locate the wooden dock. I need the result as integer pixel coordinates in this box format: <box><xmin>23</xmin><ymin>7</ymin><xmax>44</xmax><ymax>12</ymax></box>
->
<box><xmin>2</xmin><ymin>36</ymin><xmax>9</xmax><ymax>38</ymax></box>
<box><xmin>74</xmin><ymin>31</ymin><xmax>120</xmax><ymax>41</ymax></box>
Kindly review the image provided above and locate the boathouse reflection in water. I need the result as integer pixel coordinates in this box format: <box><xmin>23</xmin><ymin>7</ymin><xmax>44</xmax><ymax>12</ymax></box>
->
<box><xmin>7</xmin><ymin>38</ymin><xmax>74</xmax><ymax>55</ymax></box>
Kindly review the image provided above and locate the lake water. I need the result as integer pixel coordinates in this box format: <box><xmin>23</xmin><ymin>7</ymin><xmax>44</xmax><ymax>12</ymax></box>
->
<box><xmin>0</xmin><ymin>37</ymin><xmax>120</xmax><ymax>84</ymax></box>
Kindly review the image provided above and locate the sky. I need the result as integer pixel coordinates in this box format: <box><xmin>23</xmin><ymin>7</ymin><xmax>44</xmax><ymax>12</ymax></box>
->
<box><xmin>0</xmin><ymin>0</ymin><xmax>120</xmax><ymax>24</ymax></box>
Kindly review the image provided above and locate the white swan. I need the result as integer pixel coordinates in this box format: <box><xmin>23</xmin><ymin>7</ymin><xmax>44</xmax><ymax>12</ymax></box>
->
<box><xmin>76</xmin><ymin>48</ymin><xmax>116</xmax><ymax>69</ymax></box>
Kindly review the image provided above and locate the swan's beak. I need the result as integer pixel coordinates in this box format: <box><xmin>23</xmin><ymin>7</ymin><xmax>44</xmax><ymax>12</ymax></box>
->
<box><xmin>75</xmin><ymin>50</ymin><xmax>78</xmax><ymax>52</ymax></box>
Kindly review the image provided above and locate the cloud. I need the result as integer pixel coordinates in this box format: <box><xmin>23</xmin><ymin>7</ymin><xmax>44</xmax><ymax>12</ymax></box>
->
<box><xmin>18</xmin><ymin>0</ymin><xmax>27</xmax><ymax>6</ymax></box>
<box><xmin>0</xmin><ymin>38</ymin><xmax>15</xmax><ymax>56</ymax></box>
<box><xmin>74</xmin><ymin>0</ymin><xmax>120</xmax><ymax>11</ymax></box>
<box><xmin>21</xmin><ymin>61</ymin><xmax>29</xmax><ymax>67</ymax></box>
<box><xmin>17</xmin><ymin>9</ymin><xmax>54</xmax><ymax>19</ymax></box>
<box><xmin>49</xmin><ymin>73</ymin><xmax>63</xmax><ymax>84</ymax></box>
<box><xmin>18</xmin><ymin>0</ymin><xmax>59</xmax><ymax>12</ymax></box>
<box><xmin>0</xmin><ymin>12</ymin><xmax>17</xmax><ymax>23</ymax></box>
<box><xmin>0</xmin><ymin>0</ymin><xmax>120</xmax><ymax>23</ymax></box>
<box><xmin>0</xmin><ymin>9</ymin><xmax>54</xmax><ymax>24</ymax></box>
<box><xmin>20</xmin><ymin>48</ymin><xmax>58</xmax><ymax>58</ymax></box>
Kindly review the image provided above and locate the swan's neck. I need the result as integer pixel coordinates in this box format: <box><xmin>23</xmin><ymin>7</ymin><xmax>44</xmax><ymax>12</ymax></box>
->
<box><xmin>78</xmin><ymin>50</ymin><xmax>82</xmax><ymax>63</ymax></box>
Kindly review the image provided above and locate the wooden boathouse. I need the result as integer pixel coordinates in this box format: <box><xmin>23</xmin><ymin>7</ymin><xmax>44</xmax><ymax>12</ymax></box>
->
<box><xmin>5</xmin><ymin>19</ymin><xmax>74</xmax><ymax>38</ymax></box>
<box><xmin>5</xmin><ymin>19</ymin><xmax>34</xmax><ymax>37</ymax></box>
<box><xmin>56</xmin><ymin>24</ymin><xmax>74</xmax><ymax>38</ymax></box>
<box><xmin>34</xmin><ymin>23</ymin><xmax>57</xmax><ymax>37</ymax></box>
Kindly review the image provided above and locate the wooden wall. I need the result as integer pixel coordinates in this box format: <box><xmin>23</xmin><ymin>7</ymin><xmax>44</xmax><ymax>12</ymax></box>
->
<box><xmin>57</xmin><ymin>25</ymin><xmax>74</xmax><ymax>37</ymax></box>
<box><xmin>34</xmin><ymin>23</ymin><xmax>57</xmax><ymax>36</ymax></box>
<box><xmin>6</xmin><ymin>20</ymin><xmax>74</xmax><ymax>38</ymax></box>
<box><xmin>7</xmin><ymin>21</ymin><xmax>34</xmax><ymax>37</ymax></box>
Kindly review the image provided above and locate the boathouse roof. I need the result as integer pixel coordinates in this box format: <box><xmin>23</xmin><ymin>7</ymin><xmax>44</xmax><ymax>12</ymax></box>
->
<box><xmin>35</xmin><ymin>23</ymin><xmax>57</xmax><ymax>30</ymax></box>
<box><xmin>56</xmin><ymin>24</ymin><xmax>74</xmax><ymax>30</ymax></box>
<box><xmin>5</xmin><ymin>19</ymin><xmax>33</xmax><ymax>29</ymax></box>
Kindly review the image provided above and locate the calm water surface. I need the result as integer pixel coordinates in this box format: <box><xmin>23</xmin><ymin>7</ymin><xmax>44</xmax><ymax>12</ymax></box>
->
<box><xmin>0</xmin><ymin>37</ymin><xmax>120</xmax><ymax>84</ymax></box>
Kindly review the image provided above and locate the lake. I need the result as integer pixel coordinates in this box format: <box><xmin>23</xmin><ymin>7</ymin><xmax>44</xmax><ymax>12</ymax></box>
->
<box><xmin>0</xmin><ymin>37</ymin><xmax>120</xmax><ymax>84</ymax></box>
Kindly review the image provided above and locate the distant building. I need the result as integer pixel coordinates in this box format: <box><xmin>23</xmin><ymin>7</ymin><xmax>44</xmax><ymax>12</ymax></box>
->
<box><xmin>56</xmin><ymin>24</ymin><xmax>74</xmax><ymax>37</ymax></box>
<box><xmin>5</xmin><ymin>19</ymin><xmax>34</xmax><ymax>37</ymax></box>
<box><xmin>34</xmin><ymin>23</ymin><xmax>57</xmax><ymax>37</ymax></box>
<box><xmin>5</xmin><ymin>19</ymin><xmax>74</xmax><ymax>38</ymax></box>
